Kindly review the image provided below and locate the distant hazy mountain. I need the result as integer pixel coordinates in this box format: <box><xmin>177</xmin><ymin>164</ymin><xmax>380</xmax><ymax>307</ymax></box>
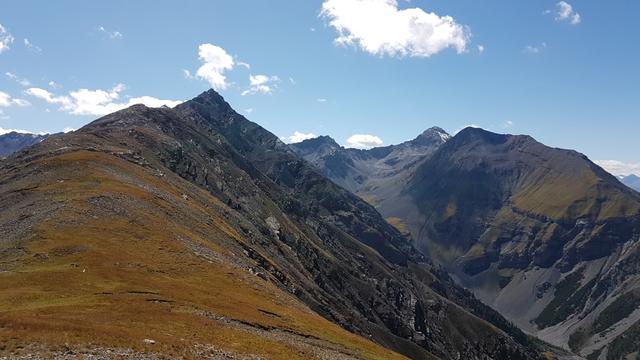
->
<box><xmin>621</xmin><ymin>174</ymin><xmax>640</xmax><ymax>192</ymax></box>
<box><xmin>0</xmin><ymin>91</ymin><xmax>539</xmax><ymax>360</ymax></box>
<box><xmin>291</xmin><ymin>127</ymin><xmax>449</xmax><ymax>238</ymax></box>
<box><xmin>294</xmin><ymin>126</ymin><xmax>640</xmax><ymax>359</ymax></box>
<box><xmin>0</xmin><ymin>131</ymin><xmax>49</xmax><ymax>157</ymax></box>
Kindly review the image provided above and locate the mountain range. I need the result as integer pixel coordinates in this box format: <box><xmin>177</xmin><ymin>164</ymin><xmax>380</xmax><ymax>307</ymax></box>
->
<box><xmin>292</xmin><ymin>127</ymin><xmax>640</xmax><ymax>359</ymax></box>
<box><xmin>3</xmin><ymin>90</ymin><xmax>639</xmax><ymax>359</ymax></box>
<box><xmin>620</xmin><ymin>175</ymin><xmax>640</xmax><ymax>192</ymax></box>
<box><xmin>0</xmin><ymin>90</ymin><xmax>543</xmax><ymax>360</ymax></box>
<box><xmin>0</xmin><ymin>131</ymin><xmax>50</xmax><ymax>158</ymax></box>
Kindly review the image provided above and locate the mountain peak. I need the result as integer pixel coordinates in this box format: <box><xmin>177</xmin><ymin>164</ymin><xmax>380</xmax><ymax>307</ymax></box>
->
<box><xmin>412</xmin><ymin>126</ymin><xmax>451</xmax><ymax>145</ymax></box>
<box><xmin>178</xmin><ymin>89</ymin><xmax>235</xmax><ymax>116</ymax></box>
<box><xmin>193</xmin><ymin>88</ymin><xmax>225</xmax><ymax>102</ymax></box>
<box><xmin>300</xmin><ymin>135</ymin><xmax>339</xmax><ymax>147</ymax></box>
<box><xmin>289</xmin><ymin>135</ymin><xmax>341</xmax><ymax>156</ymax></box>
<box><xmin>452</xmin><ymin>126</ymin><xmax>511</xmax><ymax>145</ymax></box>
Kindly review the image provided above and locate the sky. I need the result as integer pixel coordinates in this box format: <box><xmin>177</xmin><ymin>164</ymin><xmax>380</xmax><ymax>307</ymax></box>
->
<box><xmin>0</xmin><ymin>0</ymin><xmax>639</xmax><ymax>175</ymax></box>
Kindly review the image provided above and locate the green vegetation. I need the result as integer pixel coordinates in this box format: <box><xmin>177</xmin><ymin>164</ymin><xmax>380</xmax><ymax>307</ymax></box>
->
<box><xmin>568</xmin><ymin>328</ymin><xmax>589</xmax><ymax>353</ymax></box>
<box><xmin>535</xmin><ymin>268</ymin><xmax>595</xmax><ymax>328</ymax></box>
<box><xmin>593</xmin><ymin>290</ymin><xmax>640</xmax><ymax>334</ymax></box>
<box><xmin>607</xmin><ymin>320</ymin><xmax>640</xmax><ymax>360</ymax></box>
<box><xmin>586</xmin><ymin>348</ymin><xmax>603</xmax><ymax>360</ymax></box>
<box><xmin>567</xmin><ymin>290</ymin><xmax>640</xmax><ymax>354</ymax></box>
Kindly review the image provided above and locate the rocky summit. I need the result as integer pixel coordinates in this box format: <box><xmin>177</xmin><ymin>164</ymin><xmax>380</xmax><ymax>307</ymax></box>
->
<box><xmin>0</xmin><ymin>90</ymin><xmax>541</xmax><ymax>360</ymax></box>
<box><xmin>294</xmin><ymin>126</ymin><xmax>640</xmax><ymax>359</ymax></box>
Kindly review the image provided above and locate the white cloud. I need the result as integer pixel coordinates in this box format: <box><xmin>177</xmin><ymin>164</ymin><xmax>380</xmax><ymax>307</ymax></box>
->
<box><xmin>0</xmin><ymin>126</ymin><xmax>35</xmax><ymax>135</ymax></box>
<box><xmin>126</xmin><ymin>96</ymin><xmax>182</xmax><ymax>108</ymax></box>
<box><xmin>24</xmin><ymin>88</ymin><xmax>72</xmax><ymax>108</ymax></box>
<box><xmin>98</xmin><ymin>26</ymin><xmax>123</xmax><ymax>39</ymax></box>
<box><xmin>244</xmin><ymin>108</ymin><xmax>254</xmax><ymax>114</ymax></box>
<box><xmin>0</xmin><ymin>23</ymin><xmax>15</xmax><ymax>54</ymax></box>
<box><xmin>524</xmin><ymin>42</ymin><xmax>547</xmax><ymax>54</ymax></box>
<box><xmin>11</xmin><ymin>98</ymin><xmax>31</xmax><ymax>107</ymax></box>
<box><xmin>285</xmin><ymin>131</ymin><xmax>318</xmax><ymax>144</ymax></box>
<box><xmin>241</xmin><ymin>74</ymin><xmax>280</xmax><ymax>96</ymax></box>
<box><xmin>237</xmin><ymin>61</ymin><xmax>251</xmax><ymax>69</ymax></box>
<box><xmin>345</xmin><ymin>134</ymin><xmax>383</xmax><ymax>149</ymax></box>
<box><xmin>320</xmin><ymin>0</ymin><xmax>470</xmax><ymax>58</ymax></box>
<box><xmin>48</xmin><ymin>81</ymin><xmax>61</xmax><ymax>89</ymax></box>
<box><xmin>182</xmin><ymin>69</ymin><xmax>194</xmax><ymax>79</ymax></box>
<box><xmin>555</xmin><ymin>1</ymin><xmax>581</xmax><ymax>25</ymax></box>
<box><xmin>0</xmin><ymin>91</ymin><xmax>31</xmax><ymax>107</ymax></box>
<box><xmin>289</xmin><ymin>77</ymin><xmax>296</xmax><ymax>85</ymax></box>
<box><xmin>477</xmin><ymin>45</ymin><xmax>485</xmax><ymax>54</ymax></box>
<box><xmin>23</xmin><ymin>38</ymin><xmax>42</xmax><ymax>53</ymax></box>
<box><xmin>594</xmin><ymin>160</ymin><xmax>640</xmax><ymax>177</ymax></box>
<box><xmin>25</xmin><ymin>84</ymin><xmax>181</xmax><ymax>116</ymax></box>
<box><xmin>317</xmin><ymin>98</ymin><xmax>327</xmax><ymax>103</ymax></box>
<box><xmin>196</xmin><ymin>43</ymin><xmax>235</xmax><ymax>90</ymax></box>
<box><xmin>503</xmin><ymin>120</ymin><xmax>514</xmax><ymax>129</ymax></box>
<box><xmin>5</xmin><ymin>72</ymin><xmax>31</xmax><ymax>87</ymax></box>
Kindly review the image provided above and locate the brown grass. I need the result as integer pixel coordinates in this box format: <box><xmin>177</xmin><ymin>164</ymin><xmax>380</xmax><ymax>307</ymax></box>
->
<box><xmin>0</xmin><ymin>150</ymin><xmax>405</xmax><ymax>360</ymax></box>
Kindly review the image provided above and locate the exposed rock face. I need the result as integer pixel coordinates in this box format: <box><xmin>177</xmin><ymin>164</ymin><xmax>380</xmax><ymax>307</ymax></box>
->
<box><xmin>0</xmin><ymin>131</ymin><xmax>50</xmax><ymax>158</ymax></box>
<box><xmin>0</xmin><ymin>91</ymin><xmax>539</xmax><ymax>360</ymax></box>
<box><xmin>294</xmin><ymin>126</ymin><xmax>640</xmax><ymax>359</ymax></box>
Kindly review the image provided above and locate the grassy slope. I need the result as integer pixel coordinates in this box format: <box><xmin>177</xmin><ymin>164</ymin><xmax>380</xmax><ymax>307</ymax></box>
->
<box><xmin>0</xmin><ymin>150</ymin><xmax>406</xmax><ymax>360</ymax></box>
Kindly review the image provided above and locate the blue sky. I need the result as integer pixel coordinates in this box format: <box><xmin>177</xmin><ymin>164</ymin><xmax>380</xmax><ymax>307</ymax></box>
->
<box><xmin>1</xmin><ymin>0</ymin><xmax>639</xmax><ymax>174</ymax></box>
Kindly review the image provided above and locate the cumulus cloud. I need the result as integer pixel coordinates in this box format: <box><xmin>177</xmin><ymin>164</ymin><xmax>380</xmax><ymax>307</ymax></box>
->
<box><xmin>320</xmin><ymin>0</ymin><xmax>470</xmax><ymax>58</ymax></box>
<box><xmin>98</xmin><ymin>26</ymin><xmax>123</xmax><ymax>39</ymax></box>
<box><xmin>477</xmin><ymin>45</ymin><xmax>485</xmax><ymax>55</ymax></box>
<box><xmin>594</xmin><ymin>160</ymin><xmax>640</xmax><ymax>177</ymax></box>
<box><xmin>0</xmin><ymin>23</ymin><xmax>14</xmax><ymax>54</ymax></box>
<box><xmin>284</xmin><ymin>131</ymin><xmax>318</xmax><ymax>144</ymax></box>
<box><xmin>555</xmin><ymin>1</ymin><xmax>581</xmax><ymax>25</ymax></box>
<box><xmin>196</xmin><ymin>43</ymin><xmax>235</xmax><ymax>90</ymax></box>
<box><xmin>25</xmin><ymin>84</ymin><xmax>181</xmax><ymax>116</ymax></box>
<box><xmin>241</xmin><ymin>74</ymin><xmax>280</xmax><ymax>96</ymax></box>
<box><xmin>345</xmin><ymin>134</ymin><xmax>383</xmax><ymax>149</ymax></box>
<box><xmin>0</xmin><ymin>91</ymin><xmax>31</xmax><ymax>107</ymax></box>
